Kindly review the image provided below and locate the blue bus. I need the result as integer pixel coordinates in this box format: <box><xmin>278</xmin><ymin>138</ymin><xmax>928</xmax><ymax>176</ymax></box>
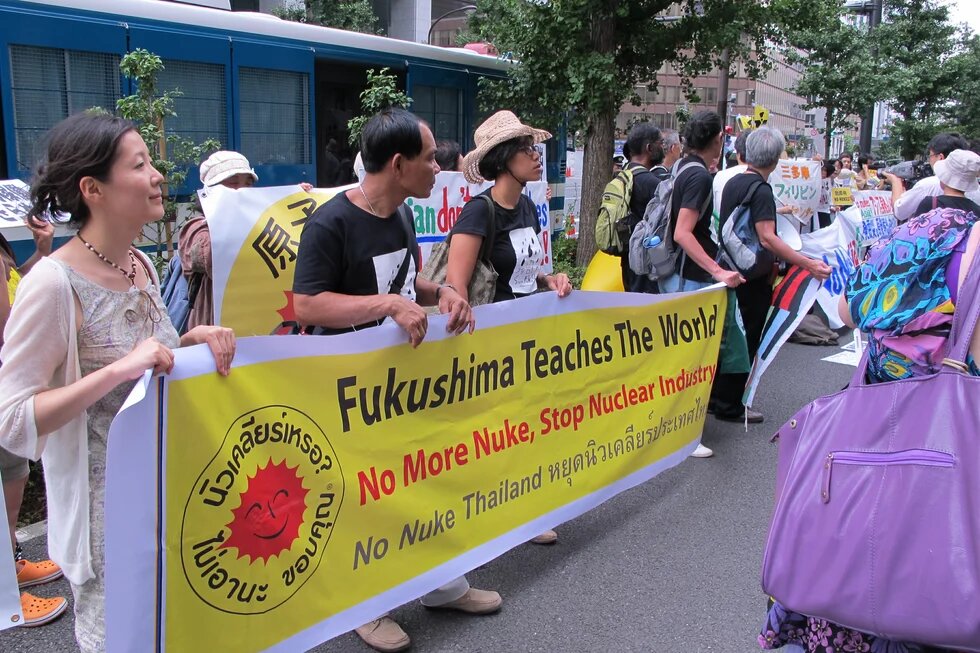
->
<box><xmin>0</xmin><ymin>0</ymin><xmax>567</xmax><ymax>257</ymax></box>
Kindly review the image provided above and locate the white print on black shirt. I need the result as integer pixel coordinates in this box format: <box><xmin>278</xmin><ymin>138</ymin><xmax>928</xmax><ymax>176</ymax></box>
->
<box><xmin>508</xmin><ymin>227</ymin><xmax>543</xmax><ymax>295</ymax></box>
<box><xmin>372</xmin><ymin>249</ymin><xmax>417</xmax><ymax>302</ymax></box>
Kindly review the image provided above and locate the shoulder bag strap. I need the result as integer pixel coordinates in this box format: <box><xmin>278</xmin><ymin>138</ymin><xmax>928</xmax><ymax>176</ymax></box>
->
<box><xmin>477</xmin><ymin>193</ymin><xmax>496</xmax><ymax>264</ymax></box>
<box><xmin>947</xmin><ymin>234</ymin><xmax>980</xmax><ymax>364</ymax></box>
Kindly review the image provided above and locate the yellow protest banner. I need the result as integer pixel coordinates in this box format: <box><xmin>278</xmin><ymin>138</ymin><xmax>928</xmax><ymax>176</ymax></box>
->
<box><xmin>104</xmin><ymin>289</ymin><xmax>725</xmax><ymax>651</ymax></box>
<box><xmin>831</xmin><ymin>187</ymin><xmax>854</xmax><ymax>206</ymax></box>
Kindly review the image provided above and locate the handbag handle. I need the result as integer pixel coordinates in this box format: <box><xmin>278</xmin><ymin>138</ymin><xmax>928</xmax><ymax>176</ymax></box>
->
<box><xmin>946</xmin><ymin>235</ymin><xmax>980</xmax><ymax>364</ymax></box>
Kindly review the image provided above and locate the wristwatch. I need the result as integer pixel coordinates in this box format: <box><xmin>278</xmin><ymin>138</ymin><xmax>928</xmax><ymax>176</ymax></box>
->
<box><xmin>436</xmin><ymin>284</ymin><xmax>457</xmax><ymax>301</ymax></box>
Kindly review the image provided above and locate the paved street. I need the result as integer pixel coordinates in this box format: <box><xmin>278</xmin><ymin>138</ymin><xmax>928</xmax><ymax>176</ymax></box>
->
<box><xmin>0</xmin><ymin>337</ymin><xmax>852</xmax><ymax>653</ymax></box>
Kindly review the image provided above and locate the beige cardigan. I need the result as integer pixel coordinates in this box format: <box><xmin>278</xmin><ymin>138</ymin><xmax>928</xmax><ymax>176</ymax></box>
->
<box><xmin>0</xmin><ymin>258</ymin><xmax>90</xmax><ymax>585</ymax></box>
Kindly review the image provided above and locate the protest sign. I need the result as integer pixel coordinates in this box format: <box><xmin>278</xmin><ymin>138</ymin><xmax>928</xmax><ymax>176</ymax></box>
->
<box><xmin>0</xmin><ymin>180</ymin><xmax>31</xmax><ymax>227</ymax></box>
<box><xmin>104</xmin><ymin>288</ymin><xmax>726</xmax><ymax>652</ymax></box>
<box><xmin>0</xmin><ymin>470</ymin><xmax>23</xmax><ymax>631</ymax></box>
<box><xmin>831</xmin><ymin>187</ymin><xmax>854</xmax><ymax>206</ymax></box>
<box><xmin>846</xmin><ymin>190</ymin><xmax>896</xmax><ymax>246</ymax></box>
<box><xmin>801</xmin><ymin>207</ymin><xmax>861</xmax><ymax>329</ymax></box>
<box><xmin>771</xmin><ymin>160</ymin><xmax>821</xmax><ymax>211</ymax></box>
<box><xmin>205</xmin><ymin>175</ymin><xmax>550</xmax><ymax>336</ymax></box>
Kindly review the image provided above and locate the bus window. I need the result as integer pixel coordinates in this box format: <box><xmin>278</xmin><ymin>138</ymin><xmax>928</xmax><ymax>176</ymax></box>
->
<box><xmin>9</xmin><ymin>45</ymin><xmax>121</xmax><ymax>176</ymax></box>
<box><xmin>158</xmin><ymin>59</ymin><xmax>229</xmax><ymax>151</ymax></box>
<box><xmin>412</xmin><ymin>85</ymin><xmax>462</xmax><ymax>145</ymax></box>
<box><xmin>238</xmin><ymin>67</ymin><xmax>311</xmax><ymax>168</ymax></box>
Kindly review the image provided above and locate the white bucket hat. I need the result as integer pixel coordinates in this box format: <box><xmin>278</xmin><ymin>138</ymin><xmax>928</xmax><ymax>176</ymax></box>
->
<box><xmin>461</xmin><ymin>111</ymin><xmax>551</xmax><ymax>184</ymax></box>
<box><xmin>934</xmin><ymin>149</ymin><xmax>980</xmax><ymax>193</ymax></box>
<box><xmin>200</xmin><ymin>151</ymin><xmax>258</xmax><ymax>187</ymax></box>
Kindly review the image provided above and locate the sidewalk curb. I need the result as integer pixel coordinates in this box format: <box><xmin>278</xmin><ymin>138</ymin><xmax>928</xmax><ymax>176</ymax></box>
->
<box><xmin>15</xmin><ymin>520</ymin><xmax>46</xmax><ymax>543</ymax></box>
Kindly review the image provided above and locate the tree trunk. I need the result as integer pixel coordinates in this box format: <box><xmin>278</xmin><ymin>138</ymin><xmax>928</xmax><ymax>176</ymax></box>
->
<box><xmin>716</xmin><ymin>48</ymin><xmax>731</xmax><ymax>127</ymax></box>
<box><xmin>575</xmin><ymin>109</ymin><xmax>615</xmax><ymax>266</ymax></box>
<box><xmin>574</xmin><ymin>7</ymin><xmax>616</xmax><ymax>267</ymax></box>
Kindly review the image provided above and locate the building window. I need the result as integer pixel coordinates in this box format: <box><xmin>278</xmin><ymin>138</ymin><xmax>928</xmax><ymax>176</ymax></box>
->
<box><xmin>412</xmin><ymin>85</ymin><xmax>461</xmax><ymax>144</ymax></box>
<box><xmin>158</xmin><ymin>59</ymin><xmax>228</xmax><ymax>149</ymax></box>
<box><xmin>238</xmin><ymin>67</ymin><xmax>311</xmax><ymax>166</ymax></box>
<box><xmin>9</xmin><ymin>45</ymin><xmax>121</xmax><ymax>173</ymax></box>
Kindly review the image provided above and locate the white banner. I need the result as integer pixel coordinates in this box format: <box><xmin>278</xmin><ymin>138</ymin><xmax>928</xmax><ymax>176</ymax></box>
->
<box><xmin>800</xmin><ymin>208</ymin><xmax>861</xmax><ymax>329</ymax></box>
<box><xmin>0</xmin><ymin>469</ymin><xmax>24</xmax><ymax>630</ymax></box>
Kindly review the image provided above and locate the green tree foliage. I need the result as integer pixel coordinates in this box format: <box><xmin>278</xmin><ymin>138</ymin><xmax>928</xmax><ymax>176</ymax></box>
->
<box><xmin>346</xmin><ymin>68</ymin><xmax>412</xmax><ymax>148</ymax></box>
<box><xmin>874</xmin><ymin>0</ymin><xmax>965</xmax><ymax>158</ymax></box>
<box><xmin>784</xmin><ymin>4</ymin><xmax>883</xmax><ymax>158</ymax></box>
<box><xmin>946</xmin><ymin>34</ymin><xmax>980</xmax><ymax>139</ymax></box>
<box><xmin>470</xmin><ymin>0</ymin><xmax>836</xmax><ymax>263</ymax></box>
<box><xmin>115</xmin><ymin>50</ymin><xmax>219</xmax><ymax>267</ymax></box>
<box><xmin>273</xmin><ymin>0</ymin><xmax>379</xmax><ymax>34</ymax></box>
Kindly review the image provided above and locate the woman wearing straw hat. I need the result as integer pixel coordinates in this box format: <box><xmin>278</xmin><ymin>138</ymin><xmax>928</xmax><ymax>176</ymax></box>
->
<box><xmin>447</xmin><ymin>110</ymin><xmax>572</xmax><ymax>544</ymax></box>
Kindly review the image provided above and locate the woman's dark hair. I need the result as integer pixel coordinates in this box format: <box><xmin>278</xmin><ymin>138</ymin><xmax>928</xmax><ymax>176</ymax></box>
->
<box><xmin>683</xmin><ymin>111</ymin><xmax>723</xmax><ymax>152</ymax></box>
<box><xmin>927</xmin><ymin>132</ymin><xmax>969</xmax><ymax>159</ymax></box>
<box><xmin>29</xmin><ymin>112</ymin><xmax>137</xmax><ymax>230</ymax></box>
<box><xmin>478</xmin><ymin>136</ymin><xmax>533</xmax><ymax>181</ymax></box>
<box><xmin>435</xmin><ymin>140</ymin><xmax>462</xmax><ymax>172</ymax></box>
<box><xmin>822</xmin><ymin>161</ymin><xmax>837</xmax><ymax>177</ymax></box>
<box><xmin>361</xmin><ymin>108</ymin><xmax>426</xmax><ymax>173</ymax></box>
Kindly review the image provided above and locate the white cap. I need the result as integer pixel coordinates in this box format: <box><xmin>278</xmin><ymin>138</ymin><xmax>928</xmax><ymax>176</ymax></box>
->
<box><xmin>934</xmin><ymin>149</ymin><xmax>980</xmax><ymax>194</ymax></box>
<box><xmin>199</xmin><ymin>151</ymin><xmax>258</xmax><ymax>187</ymax></box>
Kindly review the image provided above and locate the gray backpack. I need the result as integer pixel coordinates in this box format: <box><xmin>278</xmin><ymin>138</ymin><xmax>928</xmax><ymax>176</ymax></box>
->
<box><xmin>628</xmin><ymin>159</ymin><xmax>706</xmax><ymax>281</ymax></box>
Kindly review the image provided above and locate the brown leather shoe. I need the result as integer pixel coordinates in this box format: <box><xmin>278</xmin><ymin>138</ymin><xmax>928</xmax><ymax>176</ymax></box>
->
<box><xmin>426</xmin><ymin>588</ymin><xmax>502</xmax><ymax>615</ymax></box>
<box><xmin>354</xmin><ymin>616</ymin><xmax>410</xmax><ymax>652</ymax></box>
<box><xmin>529</xmin><ymin>529</ymin><xmax>558</xmax><ymax>545</ymax></box>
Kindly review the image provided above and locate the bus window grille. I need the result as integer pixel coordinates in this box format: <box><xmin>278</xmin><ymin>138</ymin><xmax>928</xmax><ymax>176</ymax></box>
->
<box><xmin>158</xmin><ymin>59</ymin><xmax>228</xmax><ymax>150</ymax></box>
<box><xmin>9</xmin><ymin>45</ymin><xmax>120</xmax><ymax>173</ymax></box>
<box><xmin>238</xmin><ymin>67</ymin><xmax>310</xmax><ymax>166</ymax></box>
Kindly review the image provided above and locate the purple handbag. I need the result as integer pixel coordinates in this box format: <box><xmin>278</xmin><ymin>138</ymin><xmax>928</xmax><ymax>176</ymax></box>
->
<box><xmin>761</xmin><ymin>253</ymin><xmax>980</xmax><ymax>651</ymax></box>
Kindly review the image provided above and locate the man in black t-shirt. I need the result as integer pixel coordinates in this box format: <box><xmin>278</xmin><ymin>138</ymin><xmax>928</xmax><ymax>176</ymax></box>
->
<box><xmin>293</xmin><ymin>109</ymin><xmax>498</xmax><ymax>653</ymax></box>
<box><xmin>659</xmin><ymin>111</ymin><xmax>744</xmax><ymax>295</ymax></box>
<box><xmin>620</xmin><ymin>122</ymin><xmax>666</xmax><ymax>293</ymax></box>
<box><xmin>294</xmin><ymin>109</ymin><xmax>474</xmax><ymax>343</ymax></box>
<box><xmin>710</xmin><ymin>127</ymin><xmax>831</xmax><ymax>424</ymax></box>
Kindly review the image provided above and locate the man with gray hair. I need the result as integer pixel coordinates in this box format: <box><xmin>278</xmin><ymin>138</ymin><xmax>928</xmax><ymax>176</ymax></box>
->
<box><xmin>657</xmin><ymin>129</ymin><xmax>682</xmax><ymax>175</ymax></box>
<box><xmin>709</xmin><ymin>126</ymin><xmax>831</xmax><ymax>423</ymax></box>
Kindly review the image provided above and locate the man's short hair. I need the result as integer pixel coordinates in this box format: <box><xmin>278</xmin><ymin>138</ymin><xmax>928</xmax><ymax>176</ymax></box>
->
<box><xmin>683</xmin><ymin>111</ymin><xmax>723</xmax><ymax>152</ymax></box>
<box><xmin>626</xmin><ymin>122</ymin><xmax>662</xmax><ymax>163</ymax></box>
<box><xmin>662</xmin><ymin>129</ymin><xmax>680</xmax><ymax>150</ymax></box>
<box><xmin>927</xmin><ymin>132</ymin><xmax>969</xmax><ymax>159</ymax></box>
<box><xmin>733</xmin><ymin>130</ymin><xmax>750</xmax><ymax>162</ymax></box>
<box><xmin>435</xmin><ymin>139</ymin><xmax>461</xmax><ymax>172</ymax></box>
<box><xmin>361</xmin><ymin>108</ymin><xmax>425</xmax><ymax>174</ymax></box>
<box><xmin>745</xmin><ymin>127</ymin><xmax>785</xmax><ymax>170</ymax></box>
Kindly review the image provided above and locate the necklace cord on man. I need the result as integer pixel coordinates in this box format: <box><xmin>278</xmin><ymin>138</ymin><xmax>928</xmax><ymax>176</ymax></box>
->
<box><xmin>358</xmin><ymin>184</ymin><xmax>380</xmax><ymax>216</ymax></box>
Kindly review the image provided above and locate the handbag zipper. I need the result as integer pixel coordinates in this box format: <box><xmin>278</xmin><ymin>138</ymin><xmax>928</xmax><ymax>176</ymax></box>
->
<box><xmin>821</xmin><ymin>449</ymin><xmax>955</xmax><ymax>504</ymax></box>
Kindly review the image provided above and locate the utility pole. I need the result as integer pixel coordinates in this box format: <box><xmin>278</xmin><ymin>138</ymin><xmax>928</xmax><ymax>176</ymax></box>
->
<box><xmin>853</xmin><ymin>0</ymin><xmax>882</xmax><ymax>154</ymax></box>
<box><xmin>716</xmin><ymin>48</ymin><xmax>731</xmax><ymax>127</ymax></box>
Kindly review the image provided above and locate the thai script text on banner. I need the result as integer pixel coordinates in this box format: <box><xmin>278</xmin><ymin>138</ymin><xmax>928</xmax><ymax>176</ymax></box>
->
<box><xmin>103</xmin><ymin>289</ymin><xmax>725</xmax><ymax>652</ymax></box>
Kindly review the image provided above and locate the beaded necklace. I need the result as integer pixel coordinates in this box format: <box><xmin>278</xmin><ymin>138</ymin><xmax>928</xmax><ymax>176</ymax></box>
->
<box><xmin>76</xmin><ymin>234</ymin><xmax>137</xmax><ymax>287</ymax></box>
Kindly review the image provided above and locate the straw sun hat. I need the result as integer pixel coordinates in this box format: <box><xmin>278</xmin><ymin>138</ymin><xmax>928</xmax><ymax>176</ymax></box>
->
<box><xmin>462</xmin><ymin>111</ymin><xmax>551</xmax><ymax>184</ymax></box>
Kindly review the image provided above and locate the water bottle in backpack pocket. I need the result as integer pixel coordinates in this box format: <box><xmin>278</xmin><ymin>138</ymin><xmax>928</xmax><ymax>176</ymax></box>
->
<box><xmin>628</xmin><ymin>160</ymin><xmax>704</xmax><ymax>281</ymax></box>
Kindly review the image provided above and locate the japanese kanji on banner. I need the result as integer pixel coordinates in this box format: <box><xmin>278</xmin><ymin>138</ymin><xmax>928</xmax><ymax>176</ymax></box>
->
<box><xmin>204</xmin><ymin>174</ymin><xmax>550</xmax><ymax>335</ymax></box>
<box><xmin>770</xmin><ymin>160</ymin><xmax>821</xmax><ymax>211</ymax></box>
<box><xmin>844</xmin><ymin>190</ymin><xmax>896</xmax><ymax>247</ymax></box>
<box><xmin>103</xmin><ymin>288</ymin><xmax>725</xmax><ymax>652</ymax></box>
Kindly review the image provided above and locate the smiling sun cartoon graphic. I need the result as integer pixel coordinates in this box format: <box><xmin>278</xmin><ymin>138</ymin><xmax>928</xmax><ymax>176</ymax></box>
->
<box><xmin>222</xmin><ymin>459</ymin><xmax>310</xmax><ymax>564</ymax></box>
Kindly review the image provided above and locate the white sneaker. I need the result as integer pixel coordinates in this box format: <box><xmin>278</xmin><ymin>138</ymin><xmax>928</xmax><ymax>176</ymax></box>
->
<box><xmin>690</xmin><ymin>443</ymin><xmax>714</xmax><ymax>458</ymax></box>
